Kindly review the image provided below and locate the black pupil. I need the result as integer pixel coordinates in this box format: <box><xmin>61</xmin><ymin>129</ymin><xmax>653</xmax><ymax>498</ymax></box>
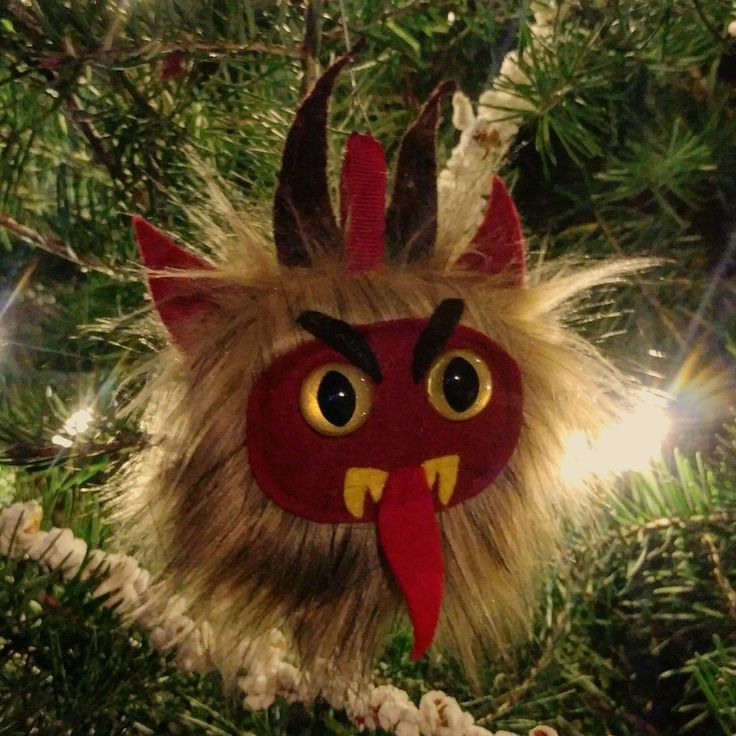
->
<box><xmin>317</xmin><ymin>370</ymin><xmax>356</xmax><ymax>427</ymax></box>
<box><xmin>442</xmin><ymin>357</ymin><xmax>479</xmax><ymax>413</ymax></box>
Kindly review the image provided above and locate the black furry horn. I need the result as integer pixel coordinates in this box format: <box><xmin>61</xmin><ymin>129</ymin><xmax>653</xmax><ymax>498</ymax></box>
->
<box><xmin>273</xmin><ymin>41</ymin><xmax>365</xmax><ymax>267</ymax></box>
<box><xmin>386</xmin><ymin>80</ymin><xmax>456</xmax><ymax>263</ymax></box>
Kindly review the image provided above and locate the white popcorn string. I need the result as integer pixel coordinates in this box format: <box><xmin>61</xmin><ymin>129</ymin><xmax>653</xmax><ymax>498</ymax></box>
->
<box><xmin>0</xmin><ymin>500</ymin><xmax>560</xmax><ymax>736</ymax></box>
<box><xmin>436</xmin><ymin>1</ymin><xmax>568</xmax><ymax>262</ymax></box>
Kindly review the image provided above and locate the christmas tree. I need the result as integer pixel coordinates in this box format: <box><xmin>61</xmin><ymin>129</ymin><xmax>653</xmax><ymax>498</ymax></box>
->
<box><xmin>1</xmin><ymin>2</ymin><xmax>735</xmax><ymax>734</ymax></box>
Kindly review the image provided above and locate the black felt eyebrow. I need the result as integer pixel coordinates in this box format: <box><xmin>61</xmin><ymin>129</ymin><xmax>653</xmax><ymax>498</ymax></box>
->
<box><xmin>296</xmin><ymin>310</ymin><xmax>383</xmax><ymax>383</ymax></box>
<box><xmin>412</xmin><ymin>298</ymin><xmax>465</xmax><ymax>383</ymax></box>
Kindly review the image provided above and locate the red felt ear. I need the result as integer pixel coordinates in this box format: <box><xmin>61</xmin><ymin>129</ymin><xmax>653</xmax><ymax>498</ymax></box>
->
<box><xmin>132</xmin><ymin>215</ymin><xmax>214</xmax><ymax>347</ymax></box>
<box><xmin>456</xmin><ymin>176</ymin><xmax>525</xmax><ymax>283</ymax></box>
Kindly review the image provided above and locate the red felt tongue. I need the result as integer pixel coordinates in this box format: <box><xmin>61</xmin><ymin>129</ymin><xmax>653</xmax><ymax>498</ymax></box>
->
<box><xmin>377</xmin><ymin>466</ymin><xmax>444</xmax><ymax>660</ymax></box>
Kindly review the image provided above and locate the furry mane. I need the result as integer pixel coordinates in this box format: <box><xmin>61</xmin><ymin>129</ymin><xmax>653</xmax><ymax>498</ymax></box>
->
<box><xmin>112</xmin><ymin>49</ymin><xmax>652</xmax><ymax>688</ymax></box>
<box><xmin>112</xmin><ymin>183</ymin><xmax>647</xmax><ymax>684</ymax></box>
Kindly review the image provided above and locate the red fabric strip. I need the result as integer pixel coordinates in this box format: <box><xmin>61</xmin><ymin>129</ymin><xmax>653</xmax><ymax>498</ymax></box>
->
<box><xmin>340</xmin><ymin>133</ymin><xmax>387</xmax><ymax>272</ymax></box>
<box><xmin>377</xmin><ymin>465</ymin><xmax>444</xmax><ymax>660</ymax></box>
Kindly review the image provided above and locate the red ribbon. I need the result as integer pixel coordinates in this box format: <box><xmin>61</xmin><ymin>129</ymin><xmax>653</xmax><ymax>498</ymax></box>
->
<box><xmin>340</xmin><ymin>133</ymin><xmax>387</xmax><ymax>272</ymax></box>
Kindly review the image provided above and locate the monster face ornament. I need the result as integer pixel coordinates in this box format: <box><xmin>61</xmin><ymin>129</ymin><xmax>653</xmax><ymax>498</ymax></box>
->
<box><xmin>126</xmin><ymin>46</ymin><xmax>627</xmax><ymax>679</ymax></box>
<box><xmin>247</xmin><ymin>301</ymin><xmax>522</xmax><ymax>658</ymax></box>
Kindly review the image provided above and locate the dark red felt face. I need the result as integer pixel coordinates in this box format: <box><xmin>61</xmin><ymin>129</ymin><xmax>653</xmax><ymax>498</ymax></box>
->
<box><xmin>246</xmin><ymin>317</ymin><xmax>523</xmax><ymax>524</ymax></box>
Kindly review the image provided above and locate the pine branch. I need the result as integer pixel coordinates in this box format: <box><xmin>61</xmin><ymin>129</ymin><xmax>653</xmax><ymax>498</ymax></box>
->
<box><xmin>63</xmin><ymin>91</ymin><xmax>128</xmax><ymax>187</ymax></box>
<box><xmin>42</xmin><ymin>39</ymin><xmax>300</xmax><ymax>70</ymax></box>
<box><xmin>300</xmin><ymin>0</ymin><xmax>324</xmax><ymax>98</ymax></box>
<box><xmin>591</xmin><ymin>206</ymin><xmax>686</xmax><ymax>349</ymax></box>
<box><xmin>701</xmin><ymin>532</ymin><xmax>736</xmax><ymax>620</ymax></box>
<box><xmin>472</xmin><ymin>606</ymin><xmax>570</xmax><ymax>724</ymax></box>
<box><xmin>690</xmin><ymin>0</ymin><xmax>730</xmax><ymax>43</ymax></box>
<box><xmin>0</xmin><ymin>213</ymin><xmax>125</xmax><ymax>279</ymax></box>
<box><xmin>0</xmin><ymin>435</ymin><xmax>140</xmax><ymax>470</ymax></box>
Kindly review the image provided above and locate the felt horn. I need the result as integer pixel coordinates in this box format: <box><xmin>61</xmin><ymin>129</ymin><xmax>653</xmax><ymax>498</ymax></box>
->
<box><xmin>386</xmin><ymin>80</ymin><xmax>456</xmax><ymax>263</ymax></box>
<box><xmin>273</xmin><ymin>41</ymin><xmax>365</xmax><ymax>267</ymax></box>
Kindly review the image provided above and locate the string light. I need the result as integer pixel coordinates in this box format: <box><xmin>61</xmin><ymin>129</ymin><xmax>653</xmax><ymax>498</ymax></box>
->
<box><xmin>51</xmin><ymin>406</ymin><xmax>95</xmax><ymax>448</ymax></box>
<box><xmin>62</xmin><ymin>407</ymin><xmax>94</xmax><ymax>436</ymax></box>
<box><xmin>562</xmin><ymin>391</ymin><xmax>672</xmax><ymax>486</ymax></box>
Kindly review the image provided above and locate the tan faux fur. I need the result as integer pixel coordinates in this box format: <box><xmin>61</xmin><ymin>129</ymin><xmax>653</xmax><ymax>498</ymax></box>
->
<box><xmin>112</xmin><ymin>181</ymin><xmax>649</xmax><ymax>687</ymax></box>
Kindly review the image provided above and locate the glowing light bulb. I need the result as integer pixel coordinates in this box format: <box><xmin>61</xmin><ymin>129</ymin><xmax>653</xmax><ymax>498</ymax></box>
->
<box><xmin>62</xmin><ymin>407</ymin><xmax>94</xmax><ymax>437</ymax></box>
<box><xmin>51</xmin><ymin>434</ymin><xmax>73</xmax><ymax>449</ymax></box>
<box><xmin>52</xmin><ymin>406</ymin><xmax>95</xmax><ymax>449</ymax></box>
<box><xmin>561</xmin><ymin>391</ymin><xmax>671</xmax><ymax>486</ymax></box>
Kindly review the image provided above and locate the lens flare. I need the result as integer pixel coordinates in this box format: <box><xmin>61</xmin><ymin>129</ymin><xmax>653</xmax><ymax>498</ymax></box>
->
<box><xmin>62</xmin><ymin>407</ymin><xmax>94</xmax><ymax>436</ymax></box>
<box><xmin>52</xmin><ymin>406</ymin><xmax>96</xmax><ymax>448</ymax></box>
<box><xmin>562</xmin><ymin>391</ymin><xmax>672</xmax><ymax>485</ymax></box>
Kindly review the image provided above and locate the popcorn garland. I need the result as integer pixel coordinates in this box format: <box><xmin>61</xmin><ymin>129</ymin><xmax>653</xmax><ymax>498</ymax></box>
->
<box><xmin>437</xmin><ymin>1</ymin><xmax>569</xmax><ymax>258</ymax></box>
<box><xmin>0</xmin><ymin>500</ymin><xmax>560</xmax><ymax>736</ymax></box>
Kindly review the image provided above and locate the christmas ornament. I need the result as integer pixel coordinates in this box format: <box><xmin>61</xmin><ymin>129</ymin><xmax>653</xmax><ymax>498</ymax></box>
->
<box><xmin>116</xmin><ymin>47</ymin><xmax>643</xmax><ymax>682</ymax></box>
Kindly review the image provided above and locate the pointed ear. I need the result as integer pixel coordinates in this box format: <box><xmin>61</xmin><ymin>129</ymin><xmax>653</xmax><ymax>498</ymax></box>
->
<box><xmin>455</xmin><ymin>176</ymin><xmax>525</xmax><ymax>284</ymax></box>
<box><xmin>133</xmin><ymin>215</ymin><xmax>215</xmax><ymax>348</ymax></box>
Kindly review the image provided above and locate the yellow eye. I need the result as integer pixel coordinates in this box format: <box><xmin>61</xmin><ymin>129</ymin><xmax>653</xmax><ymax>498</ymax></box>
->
<box><xmin>426</xmin><ymin>349</ymin><xmax>493</xmax><ymax>421</ymax></box>
<box><xmin>300</xmin><ymin>363</ymin><xmax>374</xmax><ymax>436</ymax></box>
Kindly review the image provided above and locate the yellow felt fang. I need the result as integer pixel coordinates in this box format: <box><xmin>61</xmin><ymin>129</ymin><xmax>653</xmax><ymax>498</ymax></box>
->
<box><xmin>422</xmin><ymin>455</ymin><xmax>460</xmax><ymax>506</ymax></box>
<box><xmin>343</xmin><ymin>467</ymin><xmax>389</xmax><ymax>518</ymax></box>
